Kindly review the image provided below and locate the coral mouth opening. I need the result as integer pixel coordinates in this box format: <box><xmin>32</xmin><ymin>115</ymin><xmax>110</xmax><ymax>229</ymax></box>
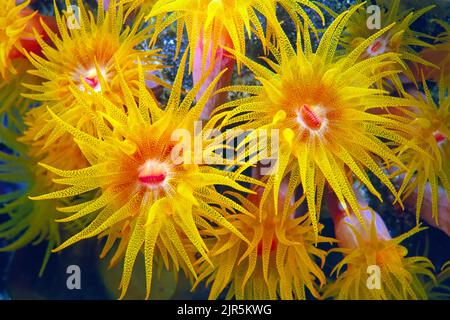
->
<box><xmin>138</xmin><ymin>174</ymin><xmax>166</xmax><ymax>185</ymax></box>
<box><xmin>138</xmin><ymin>160</ymin><xmax>169</xmax><ymax>188</ymax></box>
<box><xmin>80</xmin><ymin>68</ymin><xmax>102</xmax><ymax>92</ymax></box>
<box><xmin>297</xmin><ymin>104</ymin><xmax>323</xmax><ymax>131</ymax></box>
<box><xmin>84</xmin><ymin>75</ymin><xmax>99</xmax><ymax>89</ymax></box>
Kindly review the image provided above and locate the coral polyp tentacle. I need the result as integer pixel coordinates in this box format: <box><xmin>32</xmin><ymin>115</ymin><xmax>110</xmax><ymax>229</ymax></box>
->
<box><xmin>147</xmin><ymin>0</ymin><xmax>325</xmax><ymax>71</ymax></box>
<box><xmin>341</xmin><ymin>0</ymin><xmax>437</xmax><ymax>88</ymax></box>
<box><xmin>20</xmin><ymin>0</ymin><xmax>166</xmax><ymax>158</ymax></box>
<box><xmin>394</xmin><ymin>71</ymin><xmax>450</xmax><ymax>223</ymax></box>
<box><xmin>30</xmin><ymin>60</ymin><xmax>255</xmax><ymax>299</ymax></box>
<box><xmin>138</xmin><ymin>160</ymin><xmax>169</xmax><ymax>187</ymax></box>
<box><xmin>298</xmin><ymin>104</ymin><xmax>323</xmax><ymax>131</ymax></box>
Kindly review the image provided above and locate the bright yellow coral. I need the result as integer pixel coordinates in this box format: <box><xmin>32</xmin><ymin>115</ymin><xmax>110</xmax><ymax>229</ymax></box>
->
<box><xmin>24</xmin><ymin>0</ymin><xmax>163</xmax><ymax>103</ymax></box>
<box><xmin>147</xmin><ymin>0</ymin><xmax>324</xmax><ymax>71</ymax></box>
<box><xmin>0</xmin><ymin>0</ymin><xmax>41</xmax><ymax>126</ymax></box>
<box><xmin>340</xmin><ymin>0</ymin><xmax>436</xmax><ymax>88</ymax></box>
<box><xmin>29</xmin><ymin>56</ymin><xmax>260</xmax><ymax>299</ymax></box>
<box><xmin>22</xmin><ymin>0</ymin><xmax>165</xmax><ymax>139</ymax></box>
<box><xmin>0</xmin><ymin>126</ymin><xmax>72</xmax><ymax>276</ymax></box>
<box><xmin>432</xmin><ymin>20</ymin><xmax>450</xmax><ymax>72</ymax></box>
<box><xmin>195</xmin><ymin>189</ymin><xmax>332</xmax><ymax>299</ymax></box>
<box><xmin>428</xmin><ymin>261</ymin><xmax>450</xmax><ymax>299</ymax></box>
<box><xmin>19</xmin><ymin>106</ymin><xmax>89</xmax><ymax>172</ymax></box>
<box><xmin>213</xmin><ymin>5</ymin><xmax>420</xmax><ymax>236</ymax></box>
<box><xmin>19</xmin><ymin>0</ymin><xmax>167</xmax><ymax>173</ymax></box>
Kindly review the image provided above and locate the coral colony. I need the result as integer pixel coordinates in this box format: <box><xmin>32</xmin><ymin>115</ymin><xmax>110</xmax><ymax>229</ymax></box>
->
<box><xmin>0</xmin><ymin>0</ymin><xmax>449</xmax><ymax>299</ymax></box>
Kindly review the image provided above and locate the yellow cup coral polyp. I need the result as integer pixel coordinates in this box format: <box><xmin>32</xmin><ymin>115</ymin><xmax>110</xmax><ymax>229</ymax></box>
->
<box><xmin>122</xmin><ymin>0</ymin><xmax>158</xmax><ymax>14</ymax></box>
<box><xmin>20</xmin><ymin>0</ymin><xmax>166</xmax><ymax>172</ymax></box>
<box><xmin>414</xmin><ymin>20</ymin><xmax>450</xmax><ymax>82</ymax></box>
<box><xmin>0</xmin><ymin>128</ymin><xmax>70</xmax><ymax>276</ymax></box>
<box><xmin>214</xmin><ymin>4</ymin><xmax>420</xmax><ymax>236</ymax></box>
<box><xmin>29</xmin><ymin>57</ymin><xmax>259</xmax><ymax>299</ymax></box>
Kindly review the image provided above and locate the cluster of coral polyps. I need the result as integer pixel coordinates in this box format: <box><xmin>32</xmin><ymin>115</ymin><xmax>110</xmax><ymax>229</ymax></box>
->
<box><xmin>0</xmin><ymin>0</ymin><xmax>449</xmax><ymax>299</ymax></box>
